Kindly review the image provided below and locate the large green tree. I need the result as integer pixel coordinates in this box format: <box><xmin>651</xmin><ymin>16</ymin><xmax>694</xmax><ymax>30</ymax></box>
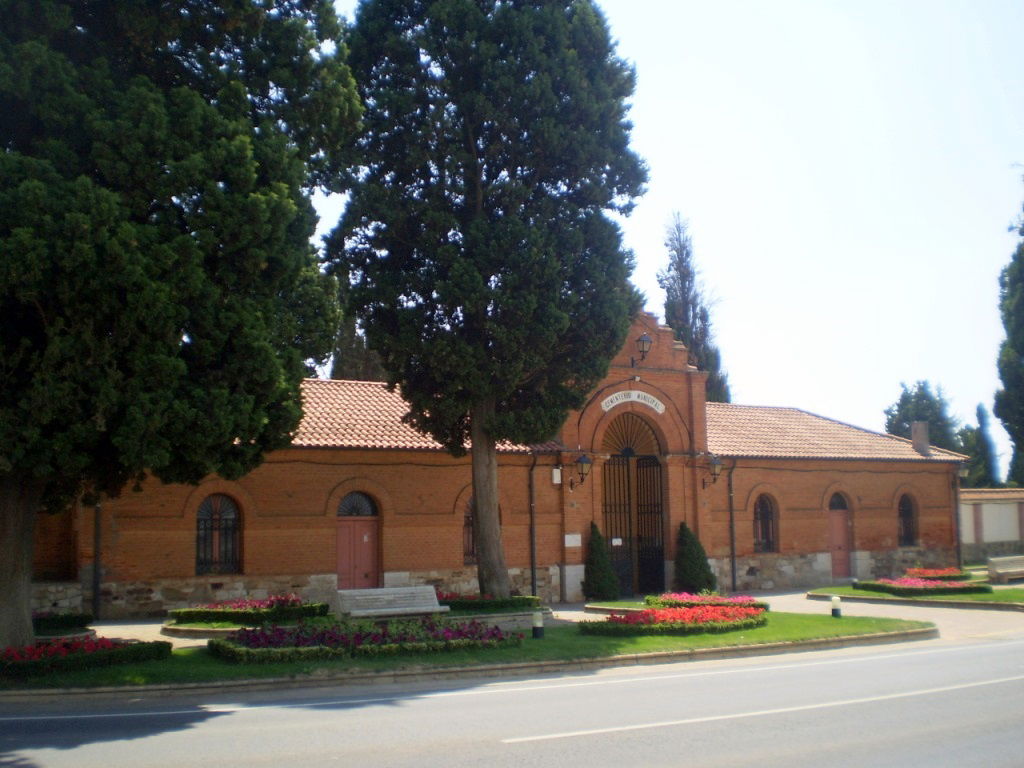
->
<box><xmin>335</xmin><ymin>0</ymin><xmax>646</xmax><ymax>597</ymax></box>
<box><xmin>995</xmin><ymin>196</ymin><xmax>1024</xmax><ymax>484</ymax></box>
<box><xmin>0</xmin><ymin>0</ymin><xmax>359</xmax><ymax>647</ymax></box>
<box><xmin>657</xmin><ymin>214</ymin><xmax>730</xmax><ymax>402</ymax></box>
<box><xmin>883</xmin><ymin>381</ymin><xmax>962</xmax><ymax>452</ymax></box>
<box><xmin>958</xmin><ymin>405</ymin><xmax>1001</xmax><ymax>488</ymax></box>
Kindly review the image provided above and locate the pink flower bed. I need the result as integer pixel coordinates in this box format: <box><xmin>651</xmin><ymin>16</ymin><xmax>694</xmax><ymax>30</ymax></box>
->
<box><xmin>198</xmin><ymin>594</ymin><xmax>303</xmax><ymax>610</ymax></box>
<box><xmin>904</xmin><ymin>568</ymin><xmax>966</xmax><ymax>579</ymax></box>
<box><xmin>644</xmin><ymin>592</ymin><xmax>769</xmax><ymax>611</ymax></box>
<box><xmin>878</xmin><ymin>577</ymin><xmax>968</xmax><ymax>588</ymax></box>
<box><xmin>609</xmin><ymin>604</ymin><xmax>764</xmax><ymax>625</ymax></box>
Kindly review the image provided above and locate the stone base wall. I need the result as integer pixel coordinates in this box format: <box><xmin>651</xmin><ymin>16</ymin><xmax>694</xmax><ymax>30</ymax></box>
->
<box><xmin>857</xmin><ymin>547</ymin><xmax>957</xmax><ymax>580</ymax></box>
<box><xmin>31</xmin><ymin>582</ymin><xmax>84</xmax><ymax>614</ymax></box>
<box><xmin>961</xmin><ymin>541</ymin><xmax>1024</xmax><ymax>565</ymax></box>
<box><xmin>92</xmin><ymin>574</ymin><xmax>340</xmax><ymax>618</ymax></box>
<box><xmin>383</xmin><ymin>566</ymin><xmax>560</xmax><ymax>603</ymax></box>
<box><xmin>709</xmin><ymin>547</ymin><xmax>959</xmax><ymax>593</ymax></box>
<box><xmin>710</xmin><ymin>553</ymin><xmax>832</xmax><ymax>592</ymax></box>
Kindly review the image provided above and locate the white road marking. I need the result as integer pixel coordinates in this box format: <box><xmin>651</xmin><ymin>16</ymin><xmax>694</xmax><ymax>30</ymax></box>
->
<box><xmin>502</xmin><ymin>674</ymin><xmax>1024</xmax><ymax>743</ymax></box>
<box><xmin>2</xmin><ymin>637</ymin><xmax>1022</xmax><ymax>723</ymax></box>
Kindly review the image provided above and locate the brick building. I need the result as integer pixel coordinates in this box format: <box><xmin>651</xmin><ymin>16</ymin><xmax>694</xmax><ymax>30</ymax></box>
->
<box><xmin>32</xmin><ymin>313</ymin><xmax>964</xmax><ymax>616</ymax></box>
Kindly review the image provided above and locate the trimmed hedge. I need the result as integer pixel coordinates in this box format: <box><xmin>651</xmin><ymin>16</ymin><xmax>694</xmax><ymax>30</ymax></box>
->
<box><xmin>644</xmin><ymin>595</ymin><xmax>770</xmax><ymax>611</ymax></box>
<box><xmin>1</xmin><ymin>640</ymin><xmax>171</xmax><ymax>678</ymax></box>
<box><xmin>32</xmin><ymin>613</ymin><xmax>93</xmax><ymax>635</ymax></box>
<box><xmin>208</xmin><ymin>634</ymin><xmax>521</xmax><ymax>663</ymax></box>
<box><xmin>439</xmin><ymin>595</ymin><xmax>541</xmax><ymax>612</ymax></box>
<box><xmin>578</xmin><ymin>614</ymin><xmax>768</xmax><ymax>636</ymax></box>
<box><xmin>853</xmin><ymin>581</ymin><xmax>993</xmax><ymax>597</ymax></box>
<box><xmin>167</xmin><ymin>603</ymin><xmax>329</xmax><ymax>626</ymax></box>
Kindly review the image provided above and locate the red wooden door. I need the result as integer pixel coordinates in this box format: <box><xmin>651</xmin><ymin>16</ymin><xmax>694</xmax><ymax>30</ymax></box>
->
<box><xmin>829</xmin><ymin>508</ymin><xmax>851</xmax><ymax>578</ymax></box>
<box><xmin>337</xmin><ymin>517</ymin><xmax>380</xmax><ymax>589</ymax></box>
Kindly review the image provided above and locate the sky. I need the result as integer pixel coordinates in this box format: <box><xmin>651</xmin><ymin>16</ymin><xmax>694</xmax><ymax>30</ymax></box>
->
<box><xmin>323</xmin><ymin>0</ymin><xmax>1024</xmax><ymax>474</ymax></box>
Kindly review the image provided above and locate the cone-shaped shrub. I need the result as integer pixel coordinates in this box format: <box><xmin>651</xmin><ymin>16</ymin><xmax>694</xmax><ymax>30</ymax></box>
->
<box><xmin>673</xmin><ymin>522</ymin><xmax>717</xmax><ymax>593</ymax></box>
<box><xmin>583</xmin><ymin>522</ymin><xmax>620</xmax><ymax>600</ymax></box>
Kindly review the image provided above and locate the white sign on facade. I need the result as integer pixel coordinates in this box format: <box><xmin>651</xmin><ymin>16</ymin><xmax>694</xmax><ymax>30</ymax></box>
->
<box><xmin>600</xmin><ymin>389</ymin><xmax>666</xmax><ymax>414</ymax></box>
<box><xmin>564</xmin><ymin>533</ymin><xmax>582</xmax><ymax>548</ymax></box>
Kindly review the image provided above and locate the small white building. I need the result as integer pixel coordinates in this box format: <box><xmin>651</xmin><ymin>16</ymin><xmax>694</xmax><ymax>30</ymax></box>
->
<box><xmin>959</xmin><ymin>488</ymin><xmax>1024</xmax><ymax>563</ymax></box>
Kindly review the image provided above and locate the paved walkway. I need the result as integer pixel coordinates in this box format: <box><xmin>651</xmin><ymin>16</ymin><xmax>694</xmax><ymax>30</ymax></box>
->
<box><xmin>91</xmin><ymin>591</ymin><xmax>1024</xmax><ymax>649</ymax></box>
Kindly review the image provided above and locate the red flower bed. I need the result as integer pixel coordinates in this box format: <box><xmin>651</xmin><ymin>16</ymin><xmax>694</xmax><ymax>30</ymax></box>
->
<box><xmin>579</xmin><ymin>603</ymin><xmax>768</xmax><ymax>636</ymax></box>
<box><xmin>1</xmin><ymin>636</ymin><xmax>171</xmax><ymax>677</ymax></box>
<box><xmin>904</xmin><ymin>568</ymin><xmax>969</xmax><ymax>580</ymax></box>
<box><xmin>2</xmin><ymin>637</ymin><xmax>121</xmax><ymax>664</ymax></box>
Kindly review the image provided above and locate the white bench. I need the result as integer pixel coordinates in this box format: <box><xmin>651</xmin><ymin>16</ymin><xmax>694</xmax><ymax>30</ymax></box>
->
<box><xmin>987</xmin><ymin>555</ymin><xmax>1024</xmax><ymax>584</ymax></box>
<box><xmin>337</xmin><ymin>586</ymin><xmax>450</xmax><ymax>619</ymax></box>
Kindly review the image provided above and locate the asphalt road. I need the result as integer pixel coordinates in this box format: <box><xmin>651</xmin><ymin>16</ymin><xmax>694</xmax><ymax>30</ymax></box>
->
<box><xmin>3</xmin><ymin>599</ymin><xmax>1024</xmax><ymax>768</ymax></box>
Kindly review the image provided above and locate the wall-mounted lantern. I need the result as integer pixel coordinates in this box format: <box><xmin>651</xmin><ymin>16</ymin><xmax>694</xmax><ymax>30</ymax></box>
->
<box><xmin>568</xmin><ymin>453</ymin><xmax>593</xmax><ymax>491</ymax></box>
<box><xmin>631</xmin><ymin>333</ymin><xmax>653</xmax><ymax>367</ymax></box>
<box><xmin>702</xmin><ymin>453</ymin><xmax>723</xmax><ymax>489</ymax></box>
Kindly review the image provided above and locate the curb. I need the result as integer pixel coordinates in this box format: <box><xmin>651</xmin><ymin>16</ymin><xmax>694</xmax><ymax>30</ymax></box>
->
<box><xmin>806</xmin><ymin>592</ymin><xmax>1024</xmax><ymax>612</ymax></box>
<box><xmin>0</xmin><ymin>626</ymin><xmax>937</xmax><ymax>702</ymax></box>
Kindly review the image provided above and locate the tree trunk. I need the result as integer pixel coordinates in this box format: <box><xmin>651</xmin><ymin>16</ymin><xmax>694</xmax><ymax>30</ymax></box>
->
<box><xmin>0</xmin><ymin>476</ymin><xmax>44</xmax><ymax>649</ymax></box>
<box><xmin>470</xmin><ymin>399</ymin><xmax>512</xmax><ymax>598</ymax></box>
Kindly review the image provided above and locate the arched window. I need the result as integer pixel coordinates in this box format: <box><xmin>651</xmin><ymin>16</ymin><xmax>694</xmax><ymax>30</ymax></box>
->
<box><xmin>753</xmin><ymin>494</ymin><xmax>777</xmax><ymax>553</ymax></box>
<box><xmin>464</xmin><ymin>499</ymin><xmax>476</xmax><ymax>566</ymax></box>
<box><xmin>829</xmin><ymin>493</ymin><xmax>849</xmax><ymax>511</ymax></box>
<box><xmin>196</xmin><ymin>494</ymin><xmax>241</xmax><ymax>575</ymax></box>
<box><xmin>338</xmin><ymin>492</ymin><xmax>378</xmax><ymax>517</ymax></box>
<box><xmin>462</xmin><ymin>495</ymin><xmax>501</xmax><ymax>566</ymax></box>
<box><xmin>898</xmin><ymin>494</ymin><xmax>917</xmax><ymax>546</ymax></box>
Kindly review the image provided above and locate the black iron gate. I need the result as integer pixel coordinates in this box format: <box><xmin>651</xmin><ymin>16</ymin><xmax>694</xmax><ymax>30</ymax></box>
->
<box><xmin>602</xmin><ymin>455</ymin><xmax>664</xmax><ymax>596</ymax></box>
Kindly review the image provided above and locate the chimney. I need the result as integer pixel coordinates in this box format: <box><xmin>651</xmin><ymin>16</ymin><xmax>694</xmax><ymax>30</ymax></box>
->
<box><xmin>911</xmin><ymin>421</ymin><xmax>931</xmax><ymax>456</ymax></box>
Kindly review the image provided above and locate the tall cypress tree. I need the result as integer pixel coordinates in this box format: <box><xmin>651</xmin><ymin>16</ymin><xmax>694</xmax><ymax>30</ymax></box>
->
<box><xmin>329</xmin><ymin>276</ymin><xmax>385</xmax><ymax>381</ymax></box>
<box><xmin>0</xmin><ymin>0</ymin><xmax>359</xmax><ymax>647</ymax></box>
<box><xmin>958</xmin><ymin>405</ymin><xmax>1001</xmax><ymax>487</ymax></box>
<box><xmin>995</xmin><ymin>195</ymin><xmax>1024</xmax><ymax>484</ymax></box>
<box><xmin>334</xmin><ymin>0</ymin><xmax>646</xmax><ymax>598</ymax></box>
<box><xmin>657</xmin><ymin>214</ymin><xmax>731</xmax><ymax>402</ymax></box>
<box><xmin>673</xmin><ymin>521</ymin><xmax>716</xmax><ymax>593</ymax></box>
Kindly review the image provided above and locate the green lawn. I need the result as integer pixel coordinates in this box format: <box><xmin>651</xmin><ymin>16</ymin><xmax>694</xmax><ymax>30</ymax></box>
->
<box><xmin>2</xmin><ymin>612</ymin><xmax>930</xmax><ymax>691</ymax></box>
<box><xmin>809</xmin><ymin>586</ymin><xmax>1024</xmax><ymax>603</ymax></box>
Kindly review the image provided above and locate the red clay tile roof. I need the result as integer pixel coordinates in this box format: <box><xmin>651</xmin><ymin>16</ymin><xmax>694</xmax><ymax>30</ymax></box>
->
<box><xmin>294</xmin><ymin>379</ymin><xmax>965</xmax><ymax>463</ymax></box>
<box><xmin>959</xmin><ymin>488</ymin><xmax>1024</xmax><ymax>501</ymax></box>
<box><xmin>293</xmin><ymin>379</ymin><xmax>561</xmax><ymax>453</ymax></box>
<box><xmin>706</xmin><ymin>402</ymin><xmax>966</xmax><ymax>463</ymax></box>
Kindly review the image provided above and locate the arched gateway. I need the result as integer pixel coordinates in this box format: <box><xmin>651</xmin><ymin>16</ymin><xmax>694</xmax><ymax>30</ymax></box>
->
<box><xmin>601</xmin><ymin>412</ymin><xmax>665</xmax><ymax>596</ymax></box>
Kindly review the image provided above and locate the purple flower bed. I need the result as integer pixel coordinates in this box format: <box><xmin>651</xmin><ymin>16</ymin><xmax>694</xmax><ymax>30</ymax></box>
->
<box><xmin>209</xmin><ymin>617</ymin><xmax>522</xmax><ymax>663</ymax></box>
